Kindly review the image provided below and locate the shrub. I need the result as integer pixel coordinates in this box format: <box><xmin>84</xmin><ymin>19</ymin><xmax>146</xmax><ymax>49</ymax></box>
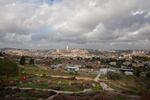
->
<box><xmin>93</xmin><ymin>84</ymin><xmax>102</xmax><ymax>92</ymax></box>
<box><xmin>29</xmin><ymin>58</ymin><xmax>34</xmax><ymax>65</ymax></box>
<box><xmin>69</xmin><ymin>71</ymin><xmax>79</xmax><ymax>75</ymax></box>
<box><xmin>107</xmin><ymin>71</ymin><xmax>121</xmax><ymax>80</ymax></box>
<box><xmin>133</xmin><ymin>67</ymin><xmax>141</xmax><ymax>77</ymax></box>
<box><xmin>85</xmin><ymin>65</ymin><xmax>92</xmax><ymax>68</ymax></box>
<box><xmin>41</xmin><ymin>73</ymin><xmax>47</xmax><ymax>78</ymax></box>
<box><xmin>0</xmin><ymin>60</ymin><xmax>19</xmax><ymax>77</ymax></box>
<box><xmin>146</xmin><ymin>72</ymin><xmax>150</xmax><ymax>79</ymax></box>
<box><xmin>0</xmin><ymin>52</ymin><xmax>3</xmax><ymax>56</ymax></box>
<box><xmin>20</xmin><ymin>56</ymin><xmax>25</xmax><ymax>65</ymax></box>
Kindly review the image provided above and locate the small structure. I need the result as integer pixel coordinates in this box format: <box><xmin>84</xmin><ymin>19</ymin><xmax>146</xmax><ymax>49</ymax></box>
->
<box><xmin>109</xmin><ymin>62</ymin><xmax>117</xmax><ymax>66</ymax></box>
<box><xmin>99</xmin><ymin>68</ymin><xmax>120</xmax><ymax>75</ymax></box>
<box><xmin>0</xmin><ymin>56</ymin><xmax>4</xmax><ymax>60</ymax></box>
<box><xmin>124</xmin><ymin>71</ymin><xmax>133</xmax><ymax>75</ymax></box>
<box><xmin>65</xmin><ymin>65</ymin><xmax>79</xmax><ymax>73</ymax></box>
<box><xmin>119</xmin><ymin>68</ymin><xmax>133</xmax><ymax>75</ymax></box>
<box><xmin>51</xmin><ymin>64</ymin><xmax>62</xmax><ymax>69</ymax></box>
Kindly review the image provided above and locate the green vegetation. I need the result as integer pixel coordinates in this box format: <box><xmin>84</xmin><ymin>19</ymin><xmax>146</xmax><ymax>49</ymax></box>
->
<box><xmin>105</xmin><ymin>75</ymin><xmax>150</xmax><ymax>95</ymax></box>
<box><xmin>16</xmin><ymin>92</ymin><xmax>37</xmax><ymax>100</ymax></box>
<box><xmin>20</xmin><ymin>65</ymin><xmax>49</xmax><ymax>76</ymax></box>
<box><xmin>133</xmin><ymin>67</ymin><xmax>141</xmax><ymax>77</ymax></box>
<box><xmin>69</xmin><ymin>71</ymin><xmax>79</xmax><ymax>75</ymax></box>
<box><xmin>146</xmin><ymin>71</ymin><xmax>150</xmax><ymax>79</ymax></box>
<box><xmin>29</xmin><ymin>58</ymin><xmax>35</xmax><ymax>65</ymax></box>
<box><xmin>0</xmin><ymin>52</ymin><xmax>3</xmax><ymax>56</ymax></box>
<box><xmin>107</xmin><ymin>71</ymin><xmax>121</xmax><ymax>80</ymax></box>
<box><xmin>15</xmin><ymin>90</ymin><xmax>54</xmax><ymax>100</ymax></box>
<box><xmin>19</xmin><ymin>82</ymin><xmax>49</xmax><ymax>89</ymax></box>
<box><xmin>1</xmin><ymin>61</ymin><xmax>149</xmax><ymax>96</ymax></box>
<box><xmin>14</xmin><ymin>65</ymin><xmax>92</xmax><ymax>92</ymax></box>
<box><xmin>85</xmin><ymin>65</ymin><xmax>92</xmax><ymax>68</ymax></box>
<box><xmin>0</xmin><ymin>60</ymin><xmax>19</xmax><ymax>77</ymax></box>
<box><xmin>49</xmin><ymin>81</ymin><xmax>82</xmax><ymax>92</ymax></box>
<box><xmin>92</xmin><ymin>84</ymin><xmax>102</xmax><ymax>92</ymax></box>
<box><xmin>20</xmin><ymin>56</ymin><xmax>25</xmax><ymax>65</ymax></box>
<box><xmin>112</xmin><ymin>95</ymin><xmax>127</xmax><ymax>100</ymax></box>
<box><xmin>133</xmin><ymin>56</ymin><xmax>150</xmax><ymax>61</ymax></box>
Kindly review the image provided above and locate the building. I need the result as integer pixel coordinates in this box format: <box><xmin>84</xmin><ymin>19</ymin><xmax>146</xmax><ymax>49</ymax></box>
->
<box><xmin>99</xmin><ymin>68</ymin><xmax>120</xmax><ymax>75</ymax></box>
<box><xmin>0</xmin><ymin>56</ymin><xmax>4</xmax><ymax>60</ymax></box>
<box><xmin>124</xmin><ymin>71</ymin><xmax>133</xmax><ymax>75</ymax></box>
<box><xmin>50</xmin><ymin>64</ymin><xmax>62</xmax><ymax>69</ymax></box>
<box><xmin>65</xmin><ymin>65</ymin><xmax>80</xmax><ymax>73</ymax></box>
<box><xmin>119</xmin><ymin>68</ymin><xmax>133</xmax><ymax>75</ymax></box>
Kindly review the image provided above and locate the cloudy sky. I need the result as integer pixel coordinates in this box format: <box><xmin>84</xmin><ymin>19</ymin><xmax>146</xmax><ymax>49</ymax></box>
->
<box><xmin>0</xmin><ymin>0</ymin><xmax>150</xmax><ymax>50</ymax></box>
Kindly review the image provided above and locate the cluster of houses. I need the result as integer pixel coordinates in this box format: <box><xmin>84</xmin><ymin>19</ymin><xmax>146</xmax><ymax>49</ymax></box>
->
<box><xmin>99</xmin><ymin>67</ymin><xmax>133</xmax><ymax>76</ymax></box>
<box><xmin>49</xmin><ymin>63</ymin><xmax>134</xmax><ymax>76</ymax></box>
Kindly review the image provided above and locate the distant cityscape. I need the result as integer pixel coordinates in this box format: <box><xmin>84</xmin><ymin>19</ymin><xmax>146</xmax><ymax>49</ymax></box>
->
<box><xmin>1</xmin><ymin>47</ymin><xmax>149</xmax><ymax>58</ymax></box>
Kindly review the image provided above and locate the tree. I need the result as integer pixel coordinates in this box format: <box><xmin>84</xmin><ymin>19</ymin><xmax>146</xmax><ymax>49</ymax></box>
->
<box><xmin>86</xmin><ymin>65</ymin><xmax>92</xmax><ymax>68</ymax></box>
<box><xmin>133</xmin><ymin>67</ymin><xmax>141</xmax><ymax>77</ymax></box>
<box><xmin>29</xmin><ymin>58</ymin><xmax>34</xmax><ymax>65</ymax></box>
<box><xmin>0</xmin><ymin>52</ymin><xmax>3</xmax><ymax>56</ymax></box>
<box><xmin>0</xmin><ymin>60</ymin><xmax>19</xmax><ymax>77</ymax></box>
<box><xmin>20</xmin><ymin>56</ymin><xmax>25</xmax><ymax>65</ymax></box>
<box><xmin>146</xmin><ymin>72</ymin><xmax>150</xmax><ymax>79</ymax></box>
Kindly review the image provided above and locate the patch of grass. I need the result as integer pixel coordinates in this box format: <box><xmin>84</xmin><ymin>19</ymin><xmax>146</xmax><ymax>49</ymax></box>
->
<box><xmin>112</xmin><ymin>95</ymin><xmax>127</xmax><ymax>100</ymax></box>
<box><xmin>62</xmin><ymin>84</ymin><xmax>82</xmax><ymax>92</ymax></box>
<box><xmin>18</xmin><ymin>82</ymin><xmax>49</xmax><ymax>89</ymax></box>
<box><xmin>20</xmin><ymin>65</ymin><xmax>50</xmax><ymax>76</ymax></box>
<box><xmin>107</xmin><ymin>82</ymin><xmax>123</xmax><ymax>91</ymax></box>
<box><xmin>92</xmin><ymin>84</ymin><xmax>102</xmax><ymax>92</ymax></box>
<box><xmin>16</xmin><ymin>92</ymin><xmax>37</xmax><ymax>100</ymax></box>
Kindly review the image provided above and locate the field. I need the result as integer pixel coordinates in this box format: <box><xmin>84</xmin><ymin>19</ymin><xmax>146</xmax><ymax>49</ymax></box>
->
<box><xmin>0</xmin><ymin>64</ymin><xmax>97</xmax><ymax>92</ymax></box>
<box><xmin>1</xmin><ymin>64</ymin><xmax>150</xmax><ymax>100</ymax></box>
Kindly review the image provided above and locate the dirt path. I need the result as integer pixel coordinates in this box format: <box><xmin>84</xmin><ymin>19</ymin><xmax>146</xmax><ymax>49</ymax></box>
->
<box><xmin>3</xmin><ymin>86</ymin><xmax>92</xmax><ymax>100</ymax></box>
<box><xmin>94</xmin><ymin>69</ymin><xmax>101</xmax><ymax>82</ymax></box>
<box><xmin>93</xmin><ymin>70</ymin><xmax>140</xmax><ymax>99</ymax></box>
<box><xmin>4</xmin><ymin>86</ymin><xmax>92</xmax><ymax>94</ymax></box>
<box><xmin>94</xmin><ymin>69</ymin><xmax>114</xmax><ymax>91</ymax></box>
<box><xmin>51</xmin><ymin>75</ymin><xmax>94</xmax><ymax>81</ymax></box>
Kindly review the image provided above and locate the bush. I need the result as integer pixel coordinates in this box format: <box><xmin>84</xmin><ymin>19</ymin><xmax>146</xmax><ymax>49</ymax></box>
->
<box><xmin>133</xmin><ymin>67</ymin><xmax>141</xmax><ymax>77</ymax></box>
<box><xmin>93</xmin><ymin>84</ymin><xmax>102</xmax><ymax>92</ymax></box>
<box><xmin>20</xmin><ymin>56</ymin><xmax>25</xmax><ymax>65</ymax></box>
<box><xmin>85</xmin><ymin>65</ymin><xmax>92</xmax><ymax>68</ymax></box>
<box><xmin>0</xmin><ymin>52</ymin><xmax>3</xmax><ymax>56</ymax></box>
<box><xmin>0</xmin><ymin>60</ymin><xmax>19</xmax><ymax>77</ymax></box>
<box><xmin>146</xmin><ymin>72</ymin><xmax>150</xmax><ymax>79</ymax></box>
<box><xmin>107</xmin><ymin>71</ymin><xmax>121</xmax><ymax>80</ymax></box>
<box><xmin>69</xmin><ymin>71</ymin><xmax>79</xmax><ymax>75</ymax></box>
<box><xmin>29</xmin><ymin>58</ymin><xmax>34</xmax><ymax>65</ymax></box>
<box><xmin>41</xmin><ymin>73</ymin><xmax>47</xmax><ymax>78</ymax></box>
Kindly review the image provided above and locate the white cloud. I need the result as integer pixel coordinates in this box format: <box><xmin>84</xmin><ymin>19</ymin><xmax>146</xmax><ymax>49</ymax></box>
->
<box><xmin>0</xmin><ymin>0</ymin><xmax>150</xmax><ymax>49</ymax></box>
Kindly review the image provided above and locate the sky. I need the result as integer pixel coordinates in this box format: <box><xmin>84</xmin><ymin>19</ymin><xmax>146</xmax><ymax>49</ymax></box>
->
<box><xmin>0</xmin><ymin>0</ymin><xmax>150</xmax><ymax>50</ymax></box>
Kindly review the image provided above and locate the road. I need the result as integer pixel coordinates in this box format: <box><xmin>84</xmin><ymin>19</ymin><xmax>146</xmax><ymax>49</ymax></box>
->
<box><xmin>94</xmin><ymin>69</ymin><xmax>114</xmax><ymax>91</ymax></box>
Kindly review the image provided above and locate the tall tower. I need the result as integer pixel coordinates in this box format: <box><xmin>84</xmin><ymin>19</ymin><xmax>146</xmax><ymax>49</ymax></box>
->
<box><xmin>56</xmin><ymin>49</ymin><xmax>60</xmax><ymax>53</ymax></box>
<box><xmin>66</xmin><ymin>45</ymin><xmax>69</xmax><ymax>51</ymax></box>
